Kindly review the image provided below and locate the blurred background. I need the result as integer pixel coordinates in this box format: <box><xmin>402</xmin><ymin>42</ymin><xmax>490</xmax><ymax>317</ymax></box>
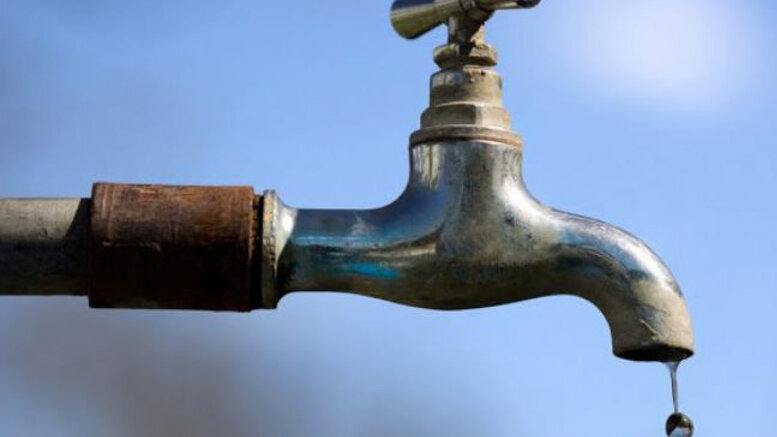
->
<box><xmin>1</xmin><ymin>0</ymin><xmax>775</xmax><ymax>436</ymax></box>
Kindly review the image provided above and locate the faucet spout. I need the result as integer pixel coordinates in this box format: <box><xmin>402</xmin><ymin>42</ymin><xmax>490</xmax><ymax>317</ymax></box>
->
<box><xmin>267</xmin><ymin>140</ymin><xmax>693</xmax><ymax>362</ymax></box>
<box><xmin>542</xmin><ymin>210</ymin><xmax>694</xmax><ymax>362</ymax></box>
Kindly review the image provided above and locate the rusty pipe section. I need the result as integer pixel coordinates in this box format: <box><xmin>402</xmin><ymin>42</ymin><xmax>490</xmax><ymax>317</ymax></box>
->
<box><xmin>0</xmin><ymin>185</ymin><xmax>260</xmax><ymax>311</ymax></box>
<box><xmin>89</xmin><ymin>184</ymin><xmax>259</xmax><ymax>311</ymax></box>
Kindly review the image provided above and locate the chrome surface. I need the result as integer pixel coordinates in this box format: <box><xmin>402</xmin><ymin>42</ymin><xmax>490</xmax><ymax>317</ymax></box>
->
<box><xmin>390</xmin><ymin>0</ymin><xmax>541</xmax><ymax>39</ymax></box>
<box><xmin>263</xmin><ymin>15</ymin><xmax>694</xmax><ymax>362</ymax></box>
<box><xmin>269</xmin><ymin>140</ymin><xmax>692</xmax><ymax>361</ymax></box>
<box><xmin>391</xmin><ymin>0</ymin><xmax>463</xmax><ymax>39</ymax></box>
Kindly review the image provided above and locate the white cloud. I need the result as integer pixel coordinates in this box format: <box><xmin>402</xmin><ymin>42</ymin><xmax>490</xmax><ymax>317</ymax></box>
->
<box><xmin>543</xmin><ymin>0</ymin><xmax>764</xmax><ymax>114</ymax></box>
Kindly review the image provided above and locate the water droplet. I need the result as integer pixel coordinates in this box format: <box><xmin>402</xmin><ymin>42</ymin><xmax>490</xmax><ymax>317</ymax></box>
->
<box><xmin>663</xmin><ymin>361</ymin><xmax>693</xmax><ymax>436</ymax></box>
<box><xmin>665</xmin><ymin>412</ymin><xmax>694</xmax><ymax>437</ymax></box>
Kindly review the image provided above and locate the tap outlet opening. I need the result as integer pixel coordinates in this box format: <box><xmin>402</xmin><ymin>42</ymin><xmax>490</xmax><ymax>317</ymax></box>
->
<box><xmin>616</xmin><ymin>344</ymin><xmax>694</xmax><ymax>363</ymax></box>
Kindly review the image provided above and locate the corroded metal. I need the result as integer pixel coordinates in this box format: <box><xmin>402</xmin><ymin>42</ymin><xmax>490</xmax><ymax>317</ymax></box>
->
<box><xmin>90</xmin><ymin>183</ymin><xmax>259</xmax><ymax>311</ymax></box>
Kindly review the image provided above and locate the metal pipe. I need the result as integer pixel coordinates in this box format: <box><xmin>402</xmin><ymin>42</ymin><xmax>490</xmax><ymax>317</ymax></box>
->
<box><xmin>89</xmin><ymin>183</ymin><xmax>259</xmax><ymax>311</ymax></box>
<box><xmin>0</xmin><ymin>198</ymin><xmax>89</xmax><ymax>296</ymax></box>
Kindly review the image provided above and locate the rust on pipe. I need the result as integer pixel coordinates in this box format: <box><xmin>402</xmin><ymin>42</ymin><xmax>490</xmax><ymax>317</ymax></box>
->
<box><xmin>89</xmin><ymin>183</ymin><xmax>260</xmax><ymax>311</ymax></box>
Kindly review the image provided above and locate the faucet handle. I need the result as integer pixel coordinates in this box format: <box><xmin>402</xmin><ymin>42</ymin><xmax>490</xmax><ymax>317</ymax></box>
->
<box><xmin>390</xmin><ymin>0</ymin><xmax>541</xmax><ymax>40</ymax></box>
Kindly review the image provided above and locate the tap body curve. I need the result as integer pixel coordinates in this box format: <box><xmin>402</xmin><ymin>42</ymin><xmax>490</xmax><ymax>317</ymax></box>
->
<box><xmin>271</xmin><ymin>140</ymin><xmax>693</xmax><ymax>362</ymax></box>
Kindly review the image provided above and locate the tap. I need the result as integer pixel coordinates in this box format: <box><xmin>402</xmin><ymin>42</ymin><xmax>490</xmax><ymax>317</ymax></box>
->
<box><xmin>263</xmin><ymin>19</ymin><xmax>693</xmax><ymax>362</ymax></box>
<box><xmin>0</xmin><ymin>2</ymin><xmax>693</xmax><ymax>363</ymax></box>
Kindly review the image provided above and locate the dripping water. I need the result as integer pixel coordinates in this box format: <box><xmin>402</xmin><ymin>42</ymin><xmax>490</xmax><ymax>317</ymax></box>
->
<box><xmin>666</xmin><ymin>412</ymin><xmax>694</xmax><ymax>437</ymax></box>
<box><xmin>663</xmin><ymin>361</ymin><xmax>693</xmax><ymax>437</ymax></box>
<box><xmin>666</xmin><ymin>361</ymin><xmax>680</xmax><ymax>413</ymax></box>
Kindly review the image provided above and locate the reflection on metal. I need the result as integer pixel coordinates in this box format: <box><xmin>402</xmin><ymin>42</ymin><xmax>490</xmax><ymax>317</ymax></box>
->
<box><xmin>0</xmin><ymin>2</ymin><xmax>693</xmax><ymax>363</ymax></box>
<box><xmin>390</xmin><ymin>0</ymin><xmax>541</xmax><ymax>39</ymax></box>
<box><xmin>275</xmin><ymin>140</ymin><xmax>693</xmax><ymax>362</ymax></box>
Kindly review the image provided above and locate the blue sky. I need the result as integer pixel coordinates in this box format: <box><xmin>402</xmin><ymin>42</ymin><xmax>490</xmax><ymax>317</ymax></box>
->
<box><xmin>1</xmin><ymin>1</ymin><xmax>775</xmax><ymax>436</ymax></box>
